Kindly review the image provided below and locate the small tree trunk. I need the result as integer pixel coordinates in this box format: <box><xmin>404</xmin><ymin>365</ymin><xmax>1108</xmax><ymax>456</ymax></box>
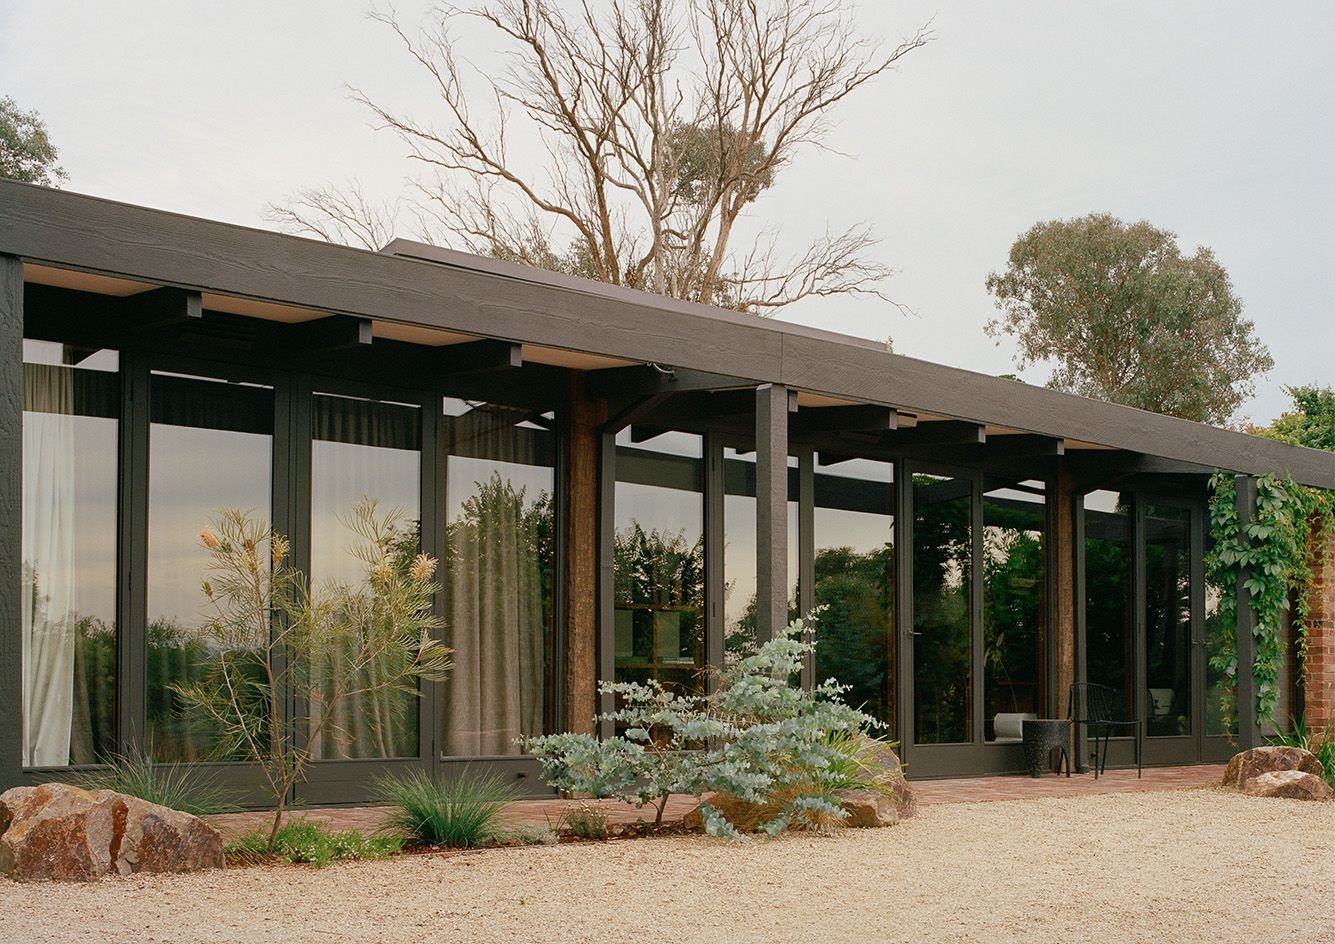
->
<box><xmin>653</xmin><ymin>794</ymin><xmax>669</xmax><ymax>829</ymax></box>
<box><xmin>266</xmin><ymin>791</ymin><xmax>288</xmax><ymax>855</ymax></box>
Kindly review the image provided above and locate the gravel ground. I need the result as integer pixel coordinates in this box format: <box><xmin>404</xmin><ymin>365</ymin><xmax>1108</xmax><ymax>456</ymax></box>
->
<box><xmin>2</xmin><ymin>788</ymin><xmax>1332</xmax><ymax>944</ymax></box>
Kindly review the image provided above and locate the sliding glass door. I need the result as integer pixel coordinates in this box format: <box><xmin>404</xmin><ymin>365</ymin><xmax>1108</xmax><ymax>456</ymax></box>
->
<box><xmin>906</xmin><ymin>467</ymin><xmax>1048</xmax><ymax>776</ymax></box>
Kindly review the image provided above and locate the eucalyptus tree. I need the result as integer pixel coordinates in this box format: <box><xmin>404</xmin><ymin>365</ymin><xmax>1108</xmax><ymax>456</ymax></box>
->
<box><xmin>985</xmin><ymin>213</ymin><xmax>1272</xmax><ymax>425</ymax></box>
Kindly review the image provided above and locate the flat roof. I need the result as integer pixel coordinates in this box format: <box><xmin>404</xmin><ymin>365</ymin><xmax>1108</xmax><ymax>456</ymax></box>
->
<box><xmin>1</xmin><ymin>180</ymin><xmax>1330</xmax><ymax>489</ymax></box>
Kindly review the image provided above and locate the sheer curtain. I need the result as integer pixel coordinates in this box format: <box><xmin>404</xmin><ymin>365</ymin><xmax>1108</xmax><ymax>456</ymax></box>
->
<box><xmin>21</xmin><ymin>364</ymin><xmax>76</xmax><ymax>767</ymax></box>
<box><xmin>443</xmin><ymin>403</ymin><xmax>553</xmax><ymax>756</ymax></box>
<box><xmin>310</xmin><ymin>393</ymin><xmax>421</xmax><ymax>759</ymax></box>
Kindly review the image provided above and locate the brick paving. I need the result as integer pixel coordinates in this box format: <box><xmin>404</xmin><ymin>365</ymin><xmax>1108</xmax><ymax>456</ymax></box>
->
<box><xmin>206</xmin><ymin>764</ymin><xmax>1226</xmax><ymax>842</ymax></box>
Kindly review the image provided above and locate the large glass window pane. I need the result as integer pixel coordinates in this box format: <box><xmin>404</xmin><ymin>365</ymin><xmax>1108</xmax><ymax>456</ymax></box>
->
<box><xmin>1145</xmin><ymin>504</ymin><xmax>1192</xmax><ymax>737</ymax></box>
<box><xmin>21</xmin><ymin>340</ymin><xmax>119</xmax><ymax>767</ymax></box>
<box><xmin>983</xmin><ymin>480</ymin><xmax>1046</xmax><ymax>741</ymax></box>
<box><xmin>722</xmin><ymin>449</ymin><xmax>798</xmax><ymax>661</ymax></box>
<box><xmin>813</xmin><ymin>458</ymin><xmax>895</xmax><ymax>728</ymax></box>
<box><xmin>614</xmin><ymin>429</ymin><xmax>704</xmax><ymax>695</ymax></box>
<box><xmin>441</xmin><ymin>398</ymin><xmax>555</xmax><ymax>756</ymax></box>
<box><xmin>912</xmin><ymin>473</ymin><xmax>973</xmax><ymax>744</ymax></box>
<box><xmin>147</xmin><ymin>372</ymin><xmax>273</xmax><ymax>761</ymax></box>
<box><xmin>311</xmin><ymin>392</ymin><xmax>422</xmax><ymax>759</ymax></box>
<box><xmin>1084</xmin><ymin>490</ymin><xmax>1134</xmax><ymax>722</ymax></box>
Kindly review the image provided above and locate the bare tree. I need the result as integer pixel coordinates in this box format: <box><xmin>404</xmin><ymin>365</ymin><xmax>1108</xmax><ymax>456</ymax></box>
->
<box><xmin>265</xmin><ymin>179</ymin><xmax>402</xmax><ymax>251</ymax></box>
<box><xmin>268</xmin><ymin>0</ymin><xmax>929</xmax><ymax>312</ymax></box>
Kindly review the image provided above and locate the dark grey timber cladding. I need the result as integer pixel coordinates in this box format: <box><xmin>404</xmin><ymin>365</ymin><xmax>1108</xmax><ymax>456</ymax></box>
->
<box><xmin>755</xmin><ymin>383</ymin><xmax>791</xmax><ymax>642</ymax></box>
<box><xmin>778</xmin><ymin>337</ymin><xmax>1334</xmax><ymax>489</ymax></box>
<box><xmin>0</xmin><ymin>184</ymin><xmax>781</xmax><ymax>381</ymax></box>
<box><xmin>0</xmin><ymin>255</ymin><xmax>21</xmax><ymax>786</ymax></box>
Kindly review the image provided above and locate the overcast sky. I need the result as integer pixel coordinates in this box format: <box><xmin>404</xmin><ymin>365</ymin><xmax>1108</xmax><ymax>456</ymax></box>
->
<box><xmin>2</xmin><ymin>1</ymin><xmax>1330</xmax><ymax>425</ymax></box>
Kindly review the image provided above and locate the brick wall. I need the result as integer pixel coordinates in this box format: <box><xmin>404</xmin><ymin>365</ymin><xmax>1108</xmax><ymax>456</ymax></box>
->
<box><xmin>1302</xmin><ymin>519</ymin><xmax>1335</xmax><ymax>733</ymax></box>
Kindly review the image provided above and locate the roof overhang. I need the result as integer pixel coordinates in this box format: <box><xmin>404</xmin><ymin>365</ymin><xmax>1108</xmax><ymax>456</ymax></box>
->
<box><xmin>1</xmin><ymin>181</ymin><xmax>1330</xmax><ymax>489</ymax></box>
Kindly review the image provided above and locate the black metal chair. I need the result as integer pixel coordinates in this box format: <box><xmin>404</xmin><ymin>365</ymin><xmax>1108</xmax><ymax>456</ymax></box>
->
<box><xmin>1067</xmin><ymin>682</ymin><xmax>1141</xmax><ymax>779</ymax></box>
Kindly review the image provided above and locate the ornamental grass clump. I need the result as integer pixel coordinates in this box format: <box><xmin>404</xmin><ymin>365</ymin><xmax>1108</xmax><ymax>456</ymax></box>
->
<box><xmin>524</xmin><ymin>611</ymin><xmax>886</xmax><ymax>840</ymax></box>
<box><xmin>373</xmin><ymin>768</ymin><xmax>518</xmax><ymax>848</ymax></box>
<box><xmin>65</xmin><ymin>748</ymin><xmax>233</xmax><ymax>816</ymax></box>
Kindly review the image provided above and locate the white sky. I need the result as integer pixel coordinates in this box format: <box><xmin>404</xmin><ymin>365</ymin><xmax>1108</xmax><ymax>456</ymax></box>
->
<box><xmin>2</xmin><ymin>0</ymin><xmax>1331</xmax><ymax>425</ymax></box>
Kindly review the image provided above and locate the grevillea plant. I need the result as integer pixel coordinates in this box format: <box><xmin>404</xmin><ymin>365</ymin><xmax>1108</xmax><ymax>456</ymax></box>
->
<box><xmin>523</xmin><ymin>611</ymin><xmax>886</xmax><ymax>839</ymax></box>
<box><xmin>174</xmin><ymin>502</ymin><xmax>453</xmax><ymax>854</ymax></box>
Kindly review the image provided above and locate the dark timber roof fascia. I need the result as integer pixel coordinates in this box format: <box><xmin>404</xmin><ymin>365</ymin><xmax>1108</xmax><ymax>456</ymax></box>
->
<box><xmin>1</xmin><ymin>180</ymin><xmax>1331</xmax><ymax>490</ymax></box>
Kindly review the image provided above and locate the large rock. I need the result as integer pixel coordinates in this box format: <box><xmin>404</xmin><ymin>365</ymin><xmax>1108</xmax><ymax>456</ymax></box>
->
<box><xmin>833</xmin><ymin>789</ymin><xmax>898</xmax><ymax>828</ymax></box>
<box><xmin>1222</xmin><ymin>746</ymin><xmax>1324</xmax><ymax>788</ymax></box>
<box><xmin>858</xmin><ymin>738</ymin><xmax>917</xmax><ymax>819</ymax></box>
<box><xmin>1241</xmin><ymin>770</ymin><xmax>1333</xmax><ymax>802</ymax></box>
<box><xmin>0</xmin><ymin>783</ymin><xmax>224</xmax><ymax>882</ymax></box>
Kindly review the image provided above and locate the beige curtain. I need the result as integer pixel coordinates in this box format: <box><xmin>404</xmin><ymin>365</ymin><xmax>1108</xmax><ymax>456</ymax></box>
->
<box><xmin>21</xmin><ymin>365</ymin><xmax>76</xmax><ymax>767</ymax></box>
<box><xmin>443</xmin><ymin>435</ymin><xmax>549</xmax><ymax>756</ymax></box>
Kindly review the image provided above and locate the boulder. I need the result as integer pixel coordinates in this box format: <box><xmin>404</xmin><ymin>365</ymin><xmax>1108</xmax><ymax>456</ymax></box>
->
<box><xmin>0</xmin><ymin>783</ymin><xmax>224</xmax><ymax>882</ymax></box>
<box><xmin>1221</xmin><ymin>746</ymin><xmax>1324</xmax><ymax>788</ymax></box>
<box><xmin>858</xmin><ymin>738</ymin><xmax>917</xmax><ymax>819</ymax></box>
<box><xmin>833</xmin><ymin>789</ymin><xmax>898</xmax><ymax>828</ymax></box>
<box><xmin>1241</xmin><ymin>770</ymin><xmax>1333</xmax><ymax>802</ymax></box>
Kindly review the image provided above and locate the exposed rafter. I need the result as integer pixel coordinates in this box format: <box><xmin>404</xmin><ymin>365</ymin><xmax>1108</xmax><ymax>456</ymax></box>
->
<box><xmin>432</xmin><ymin>339</ymin><xmax>522</xmax><ymax>374</ymax></box>
<box><xmin>282</xmin><ymin>314</ymin><xmax>372</xmax><ymax>354</ymax></box>
<box><xmin>792</xmin><ymin>404</ymin><xmax>896</xmax><ymax>436</ymax></box>
<box><xmin>883</xmin><ymin>420</ymin><xmax>986</xmax><ymax>448</ymax></box>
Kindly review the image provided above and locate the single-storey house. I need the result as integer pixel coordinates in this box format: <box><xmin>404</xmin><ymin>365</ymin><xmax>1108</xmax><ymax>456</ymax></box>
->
<box><xmin>2</xmin><ymin>180</ymin><xmax>1332</xmax><ymax>804</ymax></box>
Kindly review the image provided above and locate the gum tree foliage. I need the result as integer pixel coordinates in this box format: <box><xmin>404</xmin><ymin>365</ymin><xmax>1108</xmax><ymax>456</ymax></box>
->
<box><xmin>173</xmin><ymin>502</ymin><xmax>452</xmax><ymax>853</ymax></box>
<box><xmin>985</xmin><ymin>213</ymin><xmax>1272</xmax><ymax>425</ymax></box>
<box><xmin>268</xmin><ymin>0</ymin><xmax>930</xmax><ymax>313</ymax></box>
<box><xmin>0</xmin><ymin>96</ymin><xmax>67</xmax><ymax>186</ymax></box>
<box><xmin>1206</xmin><ymin>385</ymin><xmax>1335</xmax><ymax>729</ymax></box>
<box><xmin>523</xmin><ymin>612</ymin><xmax>886</xmax><ymax>838</ymax></box>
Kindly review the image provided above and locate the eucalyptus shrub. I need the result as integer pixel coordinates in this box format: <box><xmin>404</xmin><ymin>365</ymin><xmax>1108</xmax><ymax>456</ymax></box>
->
<box><xmin>524</xmin><ymin>612</ymin><xmax>886</xmax><ymax>839</ymax></box>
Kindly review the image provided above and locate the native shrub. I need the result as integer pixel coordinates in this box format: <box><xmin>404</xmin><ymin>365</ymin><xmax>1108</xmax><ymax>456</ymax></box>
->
<box><xmin>524</xmin><ymin>611</ymin><xmax>885</xmax><ymax>839</ymax></box>
<box><xmin>226</xmin><ymin>821</ymin><xmax>402</xmax><ymax>867</ymax></box>
<box><xmin>172</xmin><ymin>502</ymin><xmax>452</xmax><ymax>854</ymax></box>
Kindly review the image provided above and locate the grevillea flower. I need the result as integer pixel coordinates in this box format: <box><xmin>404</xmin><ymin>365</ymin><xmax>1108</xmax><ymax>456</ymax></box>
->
<box><xmin>409</xmin><ymin>553</ymin><xmax>437</xmax><ymax>583</ymax></box>
<box><xmin>199</xmin><ymin>528</ymin><xmax>220</xmax><ymax>550</ymax></box>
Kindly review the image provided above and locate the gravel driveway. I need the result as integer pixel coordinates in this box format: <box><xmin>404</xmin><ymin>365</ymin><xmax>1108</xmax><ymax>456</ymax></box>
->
<box><xmin>2</xmin><ymin>788</ymin><xmax>1331</xmax><ymax>944</ymax></box>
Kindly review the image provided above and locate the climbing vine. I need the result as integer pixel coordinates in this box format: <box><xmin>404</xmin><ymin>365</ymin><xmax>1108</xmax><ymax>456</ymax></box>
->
<box><xmin>1206</xmin><ymin>471</ymin><xmax>1334</xmax><ymax>728</ymax></box>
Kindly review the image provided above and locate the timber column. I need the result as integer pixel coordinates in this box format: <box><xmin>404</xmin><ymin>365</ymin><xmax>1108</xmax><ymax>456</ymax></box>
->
<box><xmin>0</xmin><ymin>257</ymin><xmax>21</xmax><ymax>789</ymax></box>
<box><xmin>562</xmin><ymin>375</ymin><xmax>604</xmax><ymax>733</ymax></box>
<box><xmin>755</xmin><ymin>383</ymin><xmax>793</xmax><ymax>643</ymax></box>
<box><xmin>1302</xmin><ymin>521</ymin><xmax>1335</xmax><ymax>733</ymax></box>
<box><xmin>1053</xmin><ymin>465</ymin><xmax>1079</xmax><ymax>756</ymax></box>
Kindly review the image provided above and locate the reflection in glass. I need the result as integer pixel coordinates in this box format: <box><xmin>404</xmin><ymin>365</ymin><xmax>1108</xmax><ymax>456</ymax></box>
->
<box><xmin>441</xmin><ymin>398</ymin><xmax>555</xmax><ymax>756</ymax></box>
<box><xmin>614</xmin><ymin>429</ymin><xmax>704</xmax><ymax>694</ymax></box>
<box><xmin>1084</xmin><ymin>490</ymin><xmax>1133</xmax><ymax>722</ymax></box>
<box><xmin>1145</xmin><ymin>504</ymin><xmax>1191</xmax><ymax>737</ymax></box>
<box><xmin>912</xmin><ymin>473</ymin><xmax>973</xmax><ymax>744</ymax></box>
<box><xmin>813</xmin><ymin>458</ymin><xmax>895</xmax><ymax>728</ymax></box>
<box><xmin>722</xmin><ymin>449</ymin><xmax>798</xmax><ymax>661</ymax></box>
<box><xmin>148</xmin><ymin>372</ymin><xmax>273</xmax><ymax>761</ymax></box>
<box><xmin>311</xmin><ymin>392</ymin><xmax>421</xmax><ymax>759</ymax></box>
<box><xmin>1204</xmin><ymin>528</ymin><xmax>1236</xmax><ymax>737</ymax></box>
<box><xmin>21</xmin><ymin>341</ymin><xmax>119</xmax><ymax>767</ymax></box>
<box><xmin>983</xmin><ymin>481</ymin><xmax>1045</xmax><ymax>741</ymax></box>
